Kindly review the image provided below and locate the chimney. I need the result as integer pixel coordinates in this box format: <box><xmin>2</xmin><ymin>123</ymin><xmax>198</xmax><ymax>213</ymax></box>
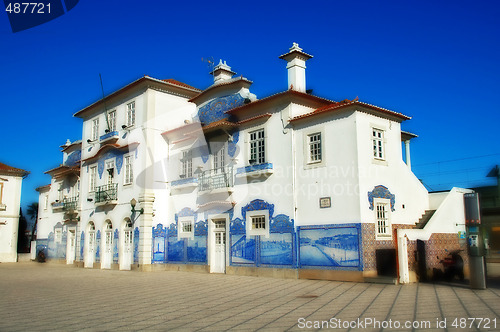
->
<box><xmin>210</xmin><ymin>59</ymin><xmax>236</xmax><ymax>83</ymax></box>
<box><xmin>279</xmin><ymin>43</ymin><xmax>313</xmax><ymax>93</ymax></box>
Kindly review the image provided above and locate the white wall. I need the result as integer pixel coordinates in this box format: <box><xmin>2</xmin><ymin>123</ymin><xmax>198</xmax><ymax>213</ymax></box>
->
<box><xmin>294</xmin><ymin>110</ymin><xmax>361</xmax><ymax>225</ymax></box>
<box><xmin>0</xmin><ymin>175</ymin><xmax>23</xmax><ymax>262</ymax></box>
<box><xmin>354</xmin><ymin>111</ymin><xmax>429</xmax><ymax>226</ymax></box>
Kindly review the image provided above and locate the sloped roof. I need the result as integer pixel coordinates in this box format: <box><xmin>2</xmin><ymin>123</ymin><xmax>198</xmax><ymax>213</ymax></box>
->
<box><xmin>226</xmin><ymin>90</ymin><xmax>333</xmax><ymax>116</ymax></box>
<box><xmin>0</xmin><ymin>162</ymin><xmax>29</xmax><ymax>177</ymax></box>
<box><xmin>74</xmin><ymin>76</ymin><xmax>200</xmax><ymax>118</ymax></box>
<box><xmin>162</xmin><ymin>79</ymin><xmax>200</xmax><ymax>91</ymax></box>
<box><xmin>290</xmin><ymin>99</ymin><xmax>411</xmax><ymax>122</ymax></box>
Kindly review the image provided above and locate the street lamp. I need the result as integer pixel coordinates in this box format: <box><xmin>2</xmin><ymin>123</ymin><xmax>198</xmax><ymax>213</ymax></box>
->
<box><xmin>130</xmin><ymin>198</ymin><xmax>144</xmax><ymax>215</ymax></box>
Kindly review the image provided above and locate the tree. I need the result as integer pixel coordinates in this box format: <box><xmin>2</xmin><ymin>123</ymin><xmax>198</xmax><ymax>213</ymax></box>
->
<box><xmin>27</xmin><ymin>202</ymin><xmax>39</xmax><ymax>242</ymax></box>
<box><xmin>17</xmin><ymin>208</ymin><xmax>29</xmax><ymax>253</ymax></box>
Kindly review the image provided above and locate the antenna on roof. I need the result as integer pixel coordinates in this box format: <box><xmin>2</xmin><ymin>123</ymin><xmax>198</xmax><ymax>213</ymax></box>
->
<box><xmin>202</xmin><ymin>56</ymin><xmax>215</xmax><ymax>76</ymax></box>
<box><xmin>99</xmin><ymin>73</ymin><xmax>111</xmax><ymax>133</ymax></box>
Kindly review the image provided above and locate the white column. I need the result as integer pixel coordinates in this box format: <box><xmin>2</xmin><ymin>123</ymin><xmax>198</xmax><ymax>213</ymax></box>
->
<box><xmin>404</xmin><ymin>140</ymin><xmax>411</xmax><ymax>170</ymax></box>
<box><xmin>397</xmin><ymin>229</ymin><xmax>410</xmax><ymax>284</ymax></box>
<box><xmin>138</xmin><ymin>192</ymin><xmax>154</xmax><ymax>266</ymax></box>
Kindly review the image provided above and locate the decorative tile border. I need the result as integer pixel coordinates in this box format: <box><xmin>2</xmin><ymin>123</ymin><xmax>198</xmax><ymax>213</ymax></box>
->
<box><xmin>171</xmin><ymin>177</ymin><xmax>198</xmax><ymax>187</ymax></box>
<box><xmin>236</xmin><ymin>163</ymin><xmax>273</xmax><ymax>175</ymax></box>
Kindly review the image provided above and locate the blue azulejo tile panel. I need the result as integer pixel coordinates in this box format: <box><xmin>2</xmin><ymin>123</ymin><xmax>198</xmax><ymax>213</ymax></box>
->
<box><xmin>187</xmin><ymin>236</ymin><xmax>207</xmax><ymax>263</ymax></box>
<box><xmin>368</xmin><ymin>185</ymin><xmax>396</xmax><ymax>211</ymax></box>
<box><xmin>168</xmin><ymin>238</ymin><xmax>184</xmax><ymax>262</ymax></box>
<box><xmin>113</xmin><ymin>229</ymin><xmax>119</xmax><ymax>263</ymax></box>
<box><xmin>236</xmin><ymin>163</ymin><xmax>273</xmax><ymax>175</ymax></box>
<box><xmin>298</xmin><ymin>224</ymin><xmax>361</xmax><ymax>269</ymax></box>
<box><xmin>231</xmin><ymin>234</ymin><xmax>256</xmax><ymax>264</ymax></box>
<box><xmin>261</xmin><ymin>233</ymin><xmax>293</xmax><ymax>265</ymax></box>
<box><xmin>152</xmin><ymin>236</ymin><xmax>167</xmax><ymax>263</ymax></box>
<box><xmin>152</xmin><ymin>224</ymin><xmax>167</xmax><ymax>263</ymax></box>
<box><xmin>197</xmin><ymin>93</ymin><xmax>244</xmax><ymax>125</ymax></box>
<box><xmin>64</xmin><ymin>150</ymin><xmax>81</xmax><ymax>166</ymax></box>
<box><xmin>95</xmin><ymin>230</ymin><xmax>101</xmax><ymax>262</ymax></box>
<box><xmin>80</xmin><ymin>232</ymin><xmax>84</xmax><ymax>260</ymax></box>
<box><xmin>133</xmin><ymin>227</ymin><xmax>139</xmax><ymax>263</ymax></box>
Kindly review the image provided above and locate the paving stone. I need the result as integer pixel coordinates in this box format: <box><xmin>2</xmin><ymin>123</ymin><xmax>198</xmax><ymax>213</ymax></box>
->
<box><xmin>1</xmin><ymin>263</ymin><xmax>500</xmax><ymax>331</ymax></box>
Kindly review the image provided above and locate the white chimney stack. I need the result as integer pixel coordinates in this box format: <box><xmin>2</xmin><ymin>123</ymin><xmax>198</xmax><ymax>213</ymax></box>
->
<box><xmin>210</xmin><ymin>59</ymin><xmax>236</xmax><ymax>83</ymax></box>
<box><xmin>279</xmin><ymin>43</ymin><xmax>313</xmax><ymax>93</ymax></box>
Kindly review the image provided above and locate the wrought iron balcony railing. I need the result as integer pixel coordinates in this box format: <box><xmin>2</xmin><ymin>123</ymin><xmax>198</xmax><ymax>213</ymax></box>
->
<box><xmin>95</xmin><ymin>183</ymin><xmax>118</xmax><ymax>203</ymax></box>
<box><xmin>63</xmin><ymin>196</ymin><xmax>79</xmax><ymax>211</ymax></box>
<box><xmin>198</xmin><ymin>167</ymin><xmax>233</xmax><ymax>192</ymax></box>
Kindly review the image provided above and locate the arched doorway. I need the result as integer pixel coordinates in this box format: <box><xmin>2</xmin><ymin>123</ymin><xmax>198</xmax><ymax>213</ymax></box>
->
<box><xmin>84</xmin><ymin>222</ymin><xmax>96</xmax><ymax>268</ymax></box>
<box><xmin>102</xmin><ymin>220</ymin><xmax>113</xmax><ymax>269</ymax></box>
<box><xmin>120</xmin><ymin>219</ymin><xmax>133</xmax><ymax>270</ymax></box>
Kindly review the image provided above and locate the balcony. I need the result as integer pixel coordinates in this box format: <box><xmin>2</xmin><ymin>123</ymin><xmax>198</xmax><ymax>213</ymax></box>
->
<box><xmin>99</xmin><ymin>130</ymin><xmax>119</xmax><ymax>143</ymax></box>
<box><xmin>236</xmin><ymin>162</ymin><xmax>274</xmax><ymax>178</ymax></box>
<box><xmin>51</xmin><ymin>201</ymin><xmax>64</xmax><ymax>211</ymax></box>
<box><xmin>95</xmin><ymin>183</ymin><xmax>118</xmax><ymax>206</ymax></box>
<box><xmin>63</xmin><ymin>196</ymin><xmax>79</xmax><ymax>211</ymax></box>
<box><xmin>171</xmin><ymin>177</ymin><xmax>198</xmax><ymax>191</ymax></box>
<box><xmin>198</xmin><ymin>167</ymin><xmax>233</xmax><ymax>193</ymax></box>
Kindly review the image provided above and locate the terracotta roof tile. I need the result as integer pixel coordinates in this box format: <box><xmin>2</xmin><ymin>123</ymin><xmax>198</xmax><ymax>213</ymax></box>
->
<box><xmin>290</xmin><ymin>100</ymin><xmax>410</xmax><ymax>122</ymax></box>
<box><xmin>0</xmin><ymin>162</ymin><xmax>28</xmax><ymax>176</ymax></box>
<box><xmin>162</xmin><ymin>79</ymin><xmax>201</xmax><ymax>91</ymax></box>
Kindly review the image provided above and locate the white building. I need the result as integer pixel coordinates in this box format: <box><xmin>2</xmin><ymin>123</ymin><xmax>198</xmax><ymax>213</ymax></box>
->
<box><xmin>0</xmin><ymin>162</ymin><xmax>28</xmax><ymax>262</ymax></box>
<box><xmin>37</xmin><ymin>44</ymin><xmax>470</xmax><ymax>283</ymax></box>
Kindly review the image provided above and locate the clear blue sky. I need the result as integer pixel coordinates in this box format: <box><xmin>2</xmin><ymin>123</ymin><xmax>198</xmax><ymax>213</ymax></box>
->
<box><xmin>1</xmin><ymin>0</ymin><xmax>499</xmax><ymax>219</ymax></box>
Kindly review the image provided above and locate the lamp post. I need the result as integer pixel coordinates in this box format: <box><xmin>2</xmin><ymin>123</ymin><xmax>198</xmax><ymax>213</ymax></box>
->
<box><xmin>130</xmin><ymin>198</ymin><xmax>144</xmax><ymax>215</ymax></box>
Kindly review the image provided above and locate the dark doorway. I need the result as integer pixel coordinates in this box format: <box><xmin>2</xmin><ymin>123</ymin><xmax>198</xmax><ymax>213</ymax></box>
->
<box><xmin>416</xmin><ymin>240</ymin><xmax>427</xmax><ymax>282</ymax></box>
<box><xmin>376</xmin><ymin>249</ymin><xmax>397</xmax><ymax>277</ymax></box>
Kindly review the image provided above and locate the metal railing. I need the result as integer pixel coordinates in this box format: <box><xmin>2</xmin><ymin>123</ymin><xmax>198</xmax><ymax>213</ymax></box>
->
<box><xmin>95</xmin><ymin>183</ymin><xmax>118</xmax><ymax>203</ymax></box>
<box><xmin>63</xmin><ymin>196</ymin><xmax>79</xmax><ymax>211</ymax></box>
<box><xmin>198</xmin><ymin>167</ymin><xmax>233</xmax><ymax>192</ymax></box>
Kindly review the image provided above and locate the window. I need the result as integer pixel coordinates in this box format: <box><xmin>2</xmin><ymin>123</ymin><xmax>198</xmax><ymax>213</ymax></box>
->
<box><xmin>107</xmin><ymin>110</ymin><xmax>116</xmax><ymax>132</ymax></box>
<box><xmin>249</xmin><ymin>129</ymin><xmax>265</xmax><ymax>164</ymax></box>
<box><xmin>372</xmin><ymin>128</ymin><xmax>385</xmax><ymax>160</ymax></box>
<box><xmin>106</xmin><ymin>160</ymin><xmax>115</xmax><ymax>186</ymax></box>
<box><xmin>127</xmin><ymin>101</ymin><xmax>136</xmax><ymax>127</ymax></box>
<box><xmin>181</xmin><ymin>150</ymin><xmax>193</xmax><ymax>178</ymax></box>
<box><xmin>179</xmin><ymin>217</ymin><xmax>194</xmax><ymax>239</ymax></box>
<box><xmin>54</xmin><ymin>228</ymin><xmax>62</xmax><ymax>243</ymax></box>
<box><xmin>308</xmin><ymin>133</ymin><xmax>322</xmax><ymax>163</ymax></box>
<box><xmin>89</xmin><ymin>166</ymin><xmax>97</xmax><ymax>192</ymax></box>
<box><xmin>246</xmin><ymin>210</ymin><xmax>269</xmax><ymax>236</ymax></box>
<box><xmin>213</xmin><ymin>219</ymin><xmax>225</xmax><ymax>229</ymax></box>
<box><xmin>213</xmin><ymin>145</ymin><xmax>225</xmax><ymax>172</ymax></box>
<box><xmin>182</xmin><ymin>222</ymin><xmax>192</xmax><ymax>233</ymax></box>
<box><xmin>58</xmin><ymin>186</ymin><xmax>64</xmax><ymax>201</ymax></box>
<box><xmin>124</xmin><ymin>155</ymin><xmax>133</xmax><ymax>185</ymax></box>
<box><xmin>91</xmin><ymin>118</ymin><xmax>99</xmax><ymax>141</ymax></box>
<box><xmin>44</xmin><ymin>194</ymin><xmax>49</xmax><ymax>210</ymax></box>
<box><xmin>251</xmin><ymin>215</ymin><xmax>266</xmax><ymax>230</ymax></box>
<box><xmin>376</xmin><ymin>202</ymin><xmax>391</xmax><ymax>239</ymax></box>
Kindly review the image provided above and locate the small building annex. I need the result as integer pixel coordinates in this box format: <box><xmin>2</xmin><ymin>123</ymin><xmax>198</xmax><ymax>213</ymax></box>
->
<box><xmin>0</xmin><ymin>162</ymin><xmax>28</xmax><ymax>262</ymax></box>
<box><xmin>35</xmin><ymin>43</ymin><xmax>471</xmax><ymax>283</ymax></box>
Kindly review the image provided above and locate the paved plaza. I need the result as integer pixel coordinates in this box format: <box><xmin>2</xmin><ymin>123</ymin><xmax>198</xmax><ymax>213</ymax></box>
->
<box><xmin>0</xmin><ymin>263</ymin><xmax>499</xmax><ymax>331</ymax></box>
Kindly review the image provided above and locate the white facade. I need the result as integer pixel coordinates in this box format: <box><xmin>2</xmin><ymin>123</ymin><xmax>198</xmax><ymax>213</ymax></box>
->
<box><xmin>36</xmin><ymin>44</ymin><xmax>469</xmax><ymax>282</ymax></box>
<box><xmin>0</xmin><ymin>163</ymin><xmax>28</xmax><ymax>262</ymax></box>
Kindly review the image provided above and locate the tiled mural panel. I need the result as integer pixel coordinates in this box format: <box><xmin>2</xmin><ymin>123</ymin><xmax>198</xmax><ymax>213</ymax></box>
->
<box><xmin>298</xmin><ymin>224</ymin><xmax>362</xmax><ymax>270</ymax></box>
<box><xmin>260</xmin><ymin>233</ymin><xmax>293</xmax><ymax>266</ymax></box>
<box><xmin>422</xmin><ymin>233</ymin><xmax>468</xmax><ymax>271</ymax></box>
<box><xmin>187</xmin><ymin>237</ymin><xmax>207</xmax><ymax>262</ymax></box>
<box><xmin>231</xmin><ymin>235</ymin><xmax>256</xmax><ymax>264</ymax></box>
